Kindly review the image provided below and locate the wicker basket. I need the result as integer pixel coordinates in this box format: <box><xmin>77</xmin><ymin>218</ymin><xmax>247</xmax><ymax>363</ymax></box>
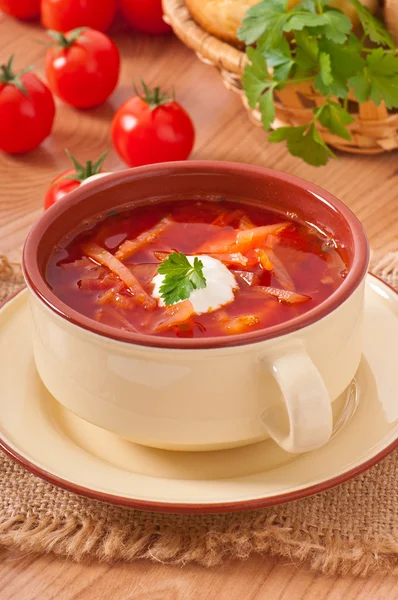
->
<box><xmin>384</xmin><ymin>0</ymin><xmax>398</xmax><ymax>45</ymax></box>
<box><xmin>163</xmin><ymin>0</ymin><xmax>398</xmax><ymax>155</ymax></box>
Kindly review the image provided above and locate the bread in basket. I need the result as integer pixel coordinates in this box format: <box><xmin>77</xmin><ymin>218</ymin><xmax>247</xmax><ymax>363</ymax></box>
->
<box><xmin>163</xmin><ymin>0</ymin><xmax>398</xmax><ymax>159</ymax></box>
<box><xmin>185</xmin><ymin>0</ymin><xmax>378</xmax><ymax>44</ymax></box>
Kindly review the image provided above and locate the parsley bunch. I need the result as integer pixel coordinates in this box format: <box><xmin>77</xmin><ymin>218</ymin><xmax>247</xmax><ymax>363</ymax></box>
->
<box><xmin>238</xmin><ymin>0</ymin><xmax>398</xmax><ymax>166</ymax></box>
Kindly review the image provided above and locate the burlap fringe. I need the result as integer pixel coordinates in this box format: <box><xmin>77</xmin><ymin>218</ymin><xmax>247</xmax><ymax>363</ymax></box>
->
<box><xmin>370</xmin><ymin>251</ymin><xmax>398</xmax><ymax>282</ymax></box>
<box><xmin>0</xmin><ymin>514</ymin><xmax>398</xmax><ymax>576</ymax></box>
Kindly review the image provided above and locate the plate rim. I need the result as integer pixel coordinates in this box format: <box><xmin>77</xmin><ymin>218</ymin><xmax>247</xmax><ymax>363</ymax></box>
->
<box><xmin>1</xmin><ymin>274</ymin><xmax>397</xmax><ymax>514</ymax></box>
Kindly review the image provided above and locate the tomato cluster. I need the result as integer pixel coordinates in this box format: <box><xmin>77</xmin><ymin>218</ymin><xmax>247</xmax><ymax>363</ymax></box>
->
<box><xmin>0</xmin><ymin>0</ymin><xmax>171</xmax><ymax>34</ymax></box>
<box><xmin>0</xmin><ymin>0</ymin><xmax>195</xmax><ymax>206</ymax></box>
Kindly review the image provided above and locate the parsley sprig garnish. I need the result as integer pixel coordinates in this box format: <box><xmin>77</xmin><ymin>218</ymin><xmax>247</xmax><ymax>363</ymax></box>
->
<box><xmin>158</xmin><ymin>252</ymin><xmax>207</xmax><ymax>306</ymax></box>
<box><xmin>238</xmin><ymin>0</ymin><xmax>398</xmax><ymax>166</ymax></box>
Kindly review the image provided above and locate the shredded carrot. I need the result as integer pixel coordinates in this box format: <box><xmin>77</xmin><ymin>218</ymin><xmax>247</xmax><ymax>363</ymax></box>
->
<box><xmin>324</xmin><ymin>250</ymin><xmax>348</xmax><ymax>280</ymax></box>
<box><xmin>239</xmin><ymin>214</ymin><xmax>256</xmax><ymax>230</ymax></box>
<box><xmin>213</xmin><ymin>309</ymin><xmax>229</xmax><ymax>323</ymax></box>
<box><xmin>79</xmin><ymin>271</ymin><xmax>118</xmax><ymax>291</ymax></box>
<box><xmin>96</xmin><ymin>282</ymin><xmax>124</xmax><ymax>305</ymax></box>
<box><xmin>257</xmin><ymin>248</ymin><xmax>273</xmax><ymax>271</ymax></box>
<box><xmin>235</xmin><ymin>223</ymin><xmax>291</xmax><ymax>252</ymax></box>
<box><xmin>128</xmin><ymin>263</ymin><xmax>159</xmax><ymax>285</ymax></box>
<box><xmin>207</xmin><ymin>252</ymin><xmax>248</xmax><ymax>267</ymax></box>
<box><xmin>96</xmin><ymin>288</ymin><xmax>115</xmax><ymax>305</ymax></box>
<box><xmin>153</xmin><ymin>251</ymin><xmax>171</xmax><ymax>262</ymax></box>
<box><xmin>225</xmin><ymin>315</ymin><xmax>259</xmax><ymax>334</ymax></box>
<box><xmin>115</xmin><ymin>218</ymin><xmax>171</xmax><ymax>261</ymax></box>
<box><xmin>264</xmin><ymin>248</ymin><xmax>295</xmax><ymax>290</ymax></box>
<box><xmin>211</xmin><ymin>210</ymin><xmax>243</xmax><ymax>227</ymax></box>
<box><xmin>82</xmin><ymin>242</ymin><xmax>157</xmax><ymax>310</ymax></box>
<box><xmin>256</xmin><ymin>286</ymin><xmax>310</xmax><ymax>304</ymax></box>
<box><xmin>321</xmin><ymin>275</ymin><xmax>334</xmax><ymax>285</ymax></box>
<box><xmin>198</xmin><ymin>230</ymin><xmax>238</xmax><ymax>254</ymax></box>
<box><xmin>95</xmin><ymin>307</ymin><xmax>138</xmax><ymax>332</ymax></box>
<box><xmin>265</xmin><ymin>234</ymin><xmax>279</xmax><ymax>248</ymax></box>
<box><xmin>199</xmin><ymin>223</ymin><xmax>290</xmax><ymax>255</ymax></box>
<box><xmin>96</xmin><ymin>289</ymin><xmax>138</xmax><ymax>311</ymax></box>
<box><xmin>153</xmin><ymin>300</ymin><xmax>194</xmax><ymax>333</ymax></box>
<box><xmin>233</xmin><ymin>270</ymin><xmax>259</xmax><ymax>287</ymax></box>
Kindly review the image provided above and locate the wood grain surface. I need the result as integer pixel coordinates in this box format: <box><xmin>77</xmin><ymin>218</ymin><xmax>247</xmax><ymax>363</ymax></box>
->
<box><xmin>0</xmin><ymin>11</ymin><xmax>397</xmax><ymax>600</ymax></box>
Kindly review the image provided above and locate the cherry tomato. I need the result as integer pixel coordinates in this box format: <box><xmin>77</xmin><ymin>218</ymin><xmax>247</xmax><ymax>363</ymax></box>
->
<box><xmin>44</xmin><ymin>149</ymin><xmax>108</xmax><ymax>209</ymax></box>
<box><xmin>41</xmin><ymin>0</ymin><xmax>116</xmax><ymax>33</ymax></box>
<box><xmin>0</xmin><ymin>0</ymin><xmax>40</xmax><ymax>20</ymax></box>
<box><xmin>111</xmin><ymin>82</ymin><xmax>195</xmax><ymax>168</ymax></box>
<box><xmin>120</xmin><ymin>0</ymin><xmax>171</xmax><ymax>35</ymax></box>
<box><xmin>0</xmin><ymin>56</ymin><xmax>55</xmax><ymax>155</ymax></box>
<box><xmin>45</xmin><ymin>28</ymin><xmax>120</xmax><ymax>109</ymax></box>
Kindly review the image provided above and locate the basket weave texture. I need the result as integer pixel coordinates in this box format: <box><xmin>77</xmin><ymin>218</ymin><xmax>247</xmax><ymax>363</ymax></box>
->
<box><xmin>384</xmin><ymin>0</ymin><xmax>398</xmax><ymax>45</ymax></box>
<box><xmin>162</xmin><ymin>0</ymin><xmax>398</xmax><ymax>155</ymax></box>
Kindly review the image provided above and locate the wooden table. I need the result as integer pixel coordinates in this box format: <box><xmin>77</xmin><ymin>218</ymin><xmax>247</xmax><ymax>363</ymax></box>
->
<box><xmin>0</xmin><ymin>13</ymin><xmax>397</xmax><ymax>600</ymax></box>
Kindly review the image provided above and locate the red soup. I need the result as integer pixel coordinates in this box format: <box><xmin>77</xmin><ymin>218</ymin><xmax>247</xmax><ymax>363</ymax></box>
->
<box><xmin>45</xmin><ymin>198</ymin><xmax>348</xmax><ymax>339</ymax></box>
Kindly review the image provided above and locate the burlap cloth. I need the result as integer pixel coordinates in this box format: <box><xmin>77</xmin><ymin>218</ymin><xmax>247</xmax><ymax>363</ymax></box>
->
<box><xmin>0</xmin><ymin>253</ymin><xmax>397</xmax><ymax>577</ymax></box>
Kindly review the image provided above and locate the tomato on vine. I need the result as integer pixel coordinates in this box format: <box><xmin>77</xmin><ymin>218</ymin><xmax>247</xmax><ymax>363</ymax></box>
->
<box><xmin>44</xmin><ymin>149</ymin><xmax>109</xmax><ymax>209</ymax></box>
<box><xmin>0</xmin><ymin>56</ymin><xmax>55</xmax><ymax>154</ymax></box>
<box><xmin>111</xmin><ymin>81</ymin><xmax>195</xmax><ymax>168</ymax></box>
<box><xmin>119</xmin><ymin>0</ymin><xmax>171</xmax><ymax>35</ymax></box>
<box><xmin>45</xmin><ymin>28</ymin><xmax>120</xmax><ymax>109</ymax></box>
<box><xmin>41</xmin><ymin>0</ymin><xmax>116</xmax><ymax>33</ymax></box>
<box><xmin>0</xmin><ymin>0</ymin><xmax>40</xmax><ymax>20</ymax></box>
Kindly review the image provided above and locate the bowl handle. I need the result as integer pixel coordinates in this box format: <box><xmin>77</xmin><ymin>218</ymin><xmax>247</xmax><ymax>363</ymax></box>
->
<box><xmin>261</xmin><ymin>348</ymin><xmax>333</xmax><ymax>453</ymax></box>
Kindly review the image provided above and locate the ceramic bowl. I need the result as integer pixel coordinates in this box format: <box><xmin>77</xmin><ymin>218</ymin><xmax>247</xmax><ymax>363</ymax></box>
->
<box><xmin>23</xmin><ymin>162</ymin><xmax>369</xmax><ymax>453</ymax></box>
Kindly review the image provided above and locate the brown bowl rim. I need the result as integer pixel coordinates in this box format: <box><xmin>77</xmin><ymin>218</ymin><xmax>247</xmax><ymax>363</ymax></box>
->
<box><xmin>22</xmin><ymin>161</ymin><xmax>370</xmax><ymax>350</ymax></box>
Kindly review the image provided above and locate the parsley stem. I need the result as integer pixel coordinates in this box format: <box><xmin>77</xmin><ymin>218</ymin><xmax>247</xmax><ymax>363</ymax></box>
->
<box><xmin>360</xmin><ymin>33</ymin><xmax>367</xmax><ymax>51</ymax></box>
<box><xmin>315</xmin><ymin>0</ymin><xmax>323</xmax><ymax>14</ymax></box>
<box><xmin>313</xmin><ymin>104</ymin><xmax>326</xmax><ymax>122</ymax></box>
<box><xmin>361</xmin><ymin>47</ymin><xmax>394</xmax><ymax>53</ymax></box>
<box><xmin>343</xmin><ymin>97</ymin><xmax>349</xmax><ymax>111</ymax></box>
<box><xmin>283</xmin><ymin>76</ymin><xmax>314</xmax><ymax>85</ymax></box>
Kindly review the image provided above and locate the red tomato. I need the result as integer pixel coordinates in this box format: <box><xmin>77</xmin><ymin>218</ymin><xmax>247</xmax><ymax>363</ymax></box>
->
<box><xmin>111</xmin><ymin>83</ymin><xmax>195</xmax><ymax>167</ymax></box>
<box><xmin>0</xmin><ymin>0</ymin><xmax>40</xmax><ymax>19</ymax></box>
<box><xmin>41</xmin><ymin>0</ymin><xmax>116</xmax><ymax>33</ymax></box>
<box><xmin>0</xmin><ymin>56</ymin><xmax>55</xmax><ymax>155</ymax></box>
<box><xmin>44</xmin><ymin>150</ymin><xmax>109</xmax><ymax>209</ymax></box>
<box><xmin>120</xmin><ymin>0</ymin><xmax>171</xmax><ymax>35</ymax></box>
<box><xmin>45</xmin><ymin>28</ymin><xmax>120</xmax><ymax>109</ymax></box>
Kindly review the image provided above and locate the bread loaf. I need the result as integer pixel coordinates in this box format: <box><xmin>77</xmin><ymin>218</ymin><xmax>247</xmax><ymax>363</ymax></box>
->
<box><xmin>185</xmin><ymin>0</ymin><xmax>379</xmax><ymax>44</ymax></box>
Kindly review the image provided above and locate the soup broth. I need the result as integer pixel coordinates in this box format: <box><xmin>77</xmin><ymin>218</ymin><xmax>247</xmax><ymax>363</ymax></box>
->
<box><xmin>45</xmin><ymin>198</ymin><xmax>348</xmax><ymax>339</ymax></box>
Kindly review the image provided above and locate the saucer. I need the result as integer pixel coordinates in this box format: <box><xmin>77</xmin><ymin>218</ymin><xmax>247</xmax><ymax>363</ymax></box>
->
<box><xmin>0</xmin><ymin>274</ymin><xmax>397</xmax><ymax>514</ymax></box>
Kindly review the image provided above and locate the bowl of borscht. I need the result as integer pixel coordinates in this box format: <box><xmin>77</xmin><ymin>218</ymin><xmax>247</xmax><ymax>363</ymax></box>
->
<box><xmin>23</xmin><ymin>162</ymin><xmax>369</xmax><ymax>453</ymax></box>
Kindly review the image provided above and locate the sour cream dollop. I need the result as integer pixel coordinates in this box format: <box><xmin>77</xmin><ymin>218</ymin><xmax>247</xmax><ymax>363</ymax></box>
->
<box><xmin>152</xmin><ymin>255</ymin><xmax>237</xmax><ymax>314</ymax></box>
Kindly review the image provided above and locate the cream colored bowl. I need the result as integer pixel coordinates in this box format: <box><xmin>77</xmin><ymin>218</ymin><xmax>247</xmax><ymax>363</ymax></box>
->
<box><xmin>23</xmin><ymin>162</ymin><xmax>369</xmax><ymax>454</ymax></box>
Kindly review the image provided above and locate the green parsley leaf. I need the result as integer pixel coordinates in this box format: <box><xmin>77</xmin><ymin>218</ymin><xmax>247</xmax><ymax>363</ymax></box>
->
<box><xmin>158</xmin><ymin>252</ymin><xmax>207</xmax><ymax>306</ymax></box>
<box><xmin>294</xmin><ymin>30</ymin><xmax>319</xmax><ymax>75</ymax></box>
<box><xmin>318</xmin><ymin>51</ymin><xmax>333</xmax><ymax>86</ymax></box>
<box><xmin>238</xmin><ymin>0</ymin><xmax>289</xmax><ymax>46</ymax></box>
<box><xmin>264</xmin><ymin>37</ymin><xmax>294</xmax><ymax>81</ymax></box>
<box><xmin>242</xmin><ymin>47</ymin><xmax>276</xmax><ymax>129</ymax></box>
<box><xmin>349</xmin><ymin>48</ymin><xmax>398</xmax><ymax>109</ymax></box>
<box><xmin>312</xmin><ymin>8</ymin><xmax>352</xmax><ymax>44</ymax></box>
<box><xmin>318</xmin><ymin>100</ymin><xmax>354</xmax><ymax>140</ymax></box>
<box><xmin>315</xmin><ymin>38</ymin><xmax>365</xmax><ymax>97</ymax></box>
<box><xmin>283</xmin><ymin>12</ymin><xmax>327</xmax><ymax>33</ymax></box>
<box><xmin>294</xmin><ymin>0</ymin><xmax>316</xmax><ymax>12</ymax></box>
<box><xmin>259</xmin><ymin>87</ymin><xmax>276</xmax><ymax>129</ymax></box>
<box><xmin>242</xmin><ymin>47</ymin><xmax>270</xmax><ymax>108</ymax></box>
<box><xmin>348</xmin><ymin>73</ymin><xmax>369</xmax><ymax>104</ymax></box>
<box><xmin>269</xmin><ymin>123</ymin><xmax>335</xmax><ymax>166</ymax></box>
<box><xmin>346</xmin><ymin>0</ymin><xmax>395</xmax><ymax>49</ymax></box>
